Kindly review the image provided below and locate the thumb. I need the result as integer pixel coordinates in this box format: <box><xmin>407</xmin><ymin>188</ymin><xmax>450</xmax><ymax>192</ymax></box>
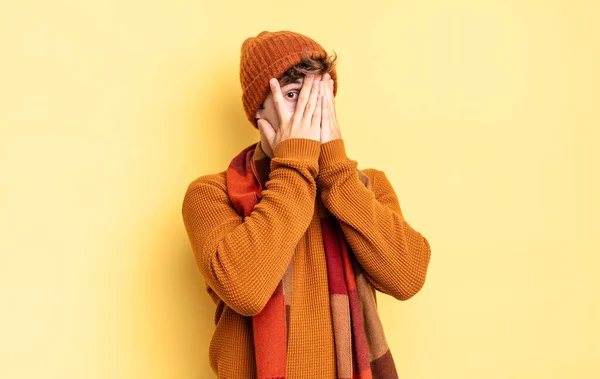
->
<box><xmin>257</xmin><ymin>118</ymin><xmax>275</xmax><ymax>146</ymax></box>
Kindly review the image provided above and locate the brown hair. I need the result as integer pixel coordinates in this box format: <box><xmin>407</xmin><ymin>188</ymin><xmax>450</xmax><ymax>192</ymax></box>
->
<box><xmin>278</xmin><ymin>49</ymin><xmax>338</xmax><ymax>86</ymax></box>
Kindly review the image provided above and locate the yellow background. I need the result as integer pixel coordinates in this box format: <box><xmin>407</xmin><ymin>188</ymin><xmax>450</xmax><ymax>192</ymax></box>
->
<box><xmin>1</xmin><ymin>0</ymin><xmax>599</xmax><ymax>378</ymax></box>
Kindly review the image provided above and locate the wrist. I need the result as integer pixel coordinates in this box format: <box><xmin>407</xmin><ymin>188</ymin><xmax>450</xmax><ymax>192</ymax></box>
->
<box><xmin>319</xmin><ymin>138</ymin><xmax>347</xmax><ymax>169</ymax></box>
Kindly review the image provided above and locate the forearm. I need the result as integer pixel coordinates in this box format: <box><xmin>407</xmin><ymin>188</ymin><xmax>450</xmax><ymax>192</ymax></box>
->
<box><xmin>182</xmin><ymin>138</ymin><xmax>321</xmax><ymax>315</ymax></box>
<box><xmin>317</xmin><ymin>139</ymin><xmax>431</xmax><ymax>300</ymax></box>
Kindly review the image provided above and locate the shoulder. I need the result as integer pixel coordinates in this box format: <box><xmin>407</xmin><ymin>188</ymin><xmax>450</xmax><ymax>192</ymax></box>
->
<box><xmin>358</xmin><ymin>167</ymin><xmax>399</xmax><ymax>198</ymax></box>
<box><xmin>182</xmin><ymin>171</ymin><xmax>229</xmax><ymax>212</ymax></box>
<box><xmin>359</xmin><ymin>167</ymin><xmax>389</xmax><ymax>186</ymax></box>
<box><xmin>360</xmin><ymin>167</ymin><xmax>382</xmax><ymax>179</ymax></box>
<box><xmin>185</xmin><ymin>170</ymin><xmax>227</xmax><ymax>194</ymax></box>
<box><xmin>359</xmin><ymin>167</ymin><xmax>403</xmax><ymax>215</ymax></box>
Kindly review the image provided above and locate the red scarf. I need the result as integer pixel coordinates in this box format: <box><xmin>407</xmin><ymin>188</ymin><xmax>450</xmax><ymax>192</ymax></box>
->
<box><xmin>226</xmin><ymin>140</ymin><xmax>399</xmax><ymax>379</ymax></box>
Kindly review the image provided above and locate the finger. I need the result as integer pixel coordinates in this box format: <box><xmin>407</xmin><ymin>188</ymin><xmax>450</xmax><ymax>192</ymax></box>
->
<box><xmin>292</xmin><ymin>74</ymin><xmax>315</xmax><ymax>123</ymax></box>
<box><xmin>327</xmin><ymin>78</ymin><xmax>339</xmax><ymax>129</ymax></box>
<box><xmin>311</xmin><ymin>90</ymin><xmax>323</xmax><ymax>130</ymax></box>
<box><xmin>269</xmin><ymin>78</ymin><xmax>287</xmax><ymax>127</ymax></box>
<box><xmin>302</xmin><ymin>74</ymin><xmax>322</xmax><ymax>124</ymax></box>
<box><xmin>326</xmin><ymin>78</ymin><xmax>337</xmax><ymax>121</ymax></box>
<box><xmin>321</xmin><ymin>81</ymin><xmax>331</xmax><ymax>131</ymax></box>
<box><xmin>291</xmin><ymin>74</ymin><xmax>315</xmax><ymax>124</ymax></box>
<box><xmin>330</xmin><ymin>78</ymin><xmax>335</xmax><ymax>108</ymax></box>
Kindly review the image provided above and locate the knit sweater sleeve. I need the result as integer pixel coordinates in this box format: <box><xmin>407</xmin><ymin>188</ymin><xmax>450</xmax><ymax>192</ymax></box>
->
<box><xmin>181</xmin><ymin>138</ymin><xmax>320</xmax><ymax>316</ymax></box>
<box><xmin>316</xmin><ymin>139</ymin><xmax>431</xmax><ymax>301</ymax></box>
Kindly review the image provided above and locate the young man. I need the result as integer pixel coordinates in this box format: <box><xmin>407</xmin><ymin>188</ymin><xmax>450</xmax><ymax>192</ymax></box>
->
<box><xmin>181</xmin><ymin>30</ymin><xmax>432</xmax><ymax>379</ymax></box>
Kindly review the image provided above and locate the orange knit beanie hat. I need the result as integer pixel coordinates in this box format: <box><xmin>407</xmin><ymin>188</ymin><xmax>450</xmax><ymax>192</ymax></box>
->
<box><xmin>239</xmin><ymin>30</ymin><xmax>338</xmax><ymax>128</ymax></box>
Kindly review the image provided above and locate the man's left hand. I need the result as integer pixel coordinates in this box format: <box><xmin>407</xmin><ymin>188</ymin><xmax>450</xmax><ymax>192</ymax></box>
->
<box><xmin>320</xmin><ymin>73</ymin><xmax>342</xmax><ymax>144</ymax></box>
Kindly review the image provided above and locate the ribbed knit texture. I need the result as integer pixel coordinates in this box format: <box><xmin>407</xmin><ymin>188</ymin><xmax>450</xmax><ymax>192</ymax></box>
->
<box><xmin>181</xmin><ymin>138</ymin><xmax>432</xmax><ymax>378</ymax></box>
<box><xmin>239</xmin><ymin>30</ymin><xmax>338</xmax><ymax>128</ymax></box>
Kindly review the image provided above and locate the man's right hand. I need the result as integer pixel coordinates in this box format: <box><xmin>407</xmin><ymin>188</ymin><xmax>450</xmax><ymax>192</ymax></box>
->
<box><xmin>257</xmin><ymin>74</ymin><xmax>324</xmax><ymax>152</ymax></box>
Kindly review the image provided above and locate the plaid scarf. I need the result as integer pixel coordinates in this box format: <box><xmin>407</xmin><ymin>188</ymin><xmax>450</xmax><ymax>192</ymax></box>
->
<box><xmin>225</xmin><ymin>140</ymin><xmax>399</xmax><ymax>379</ymax></box>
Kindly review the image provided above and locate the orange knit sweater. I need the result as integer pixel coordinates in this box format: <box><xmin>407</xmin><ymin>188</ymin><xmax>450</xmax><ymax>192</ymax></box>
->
<box><xmin>181</xmin><ymin>138</ymin><xmax>431</xmax><ymax>378</ymax></box>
